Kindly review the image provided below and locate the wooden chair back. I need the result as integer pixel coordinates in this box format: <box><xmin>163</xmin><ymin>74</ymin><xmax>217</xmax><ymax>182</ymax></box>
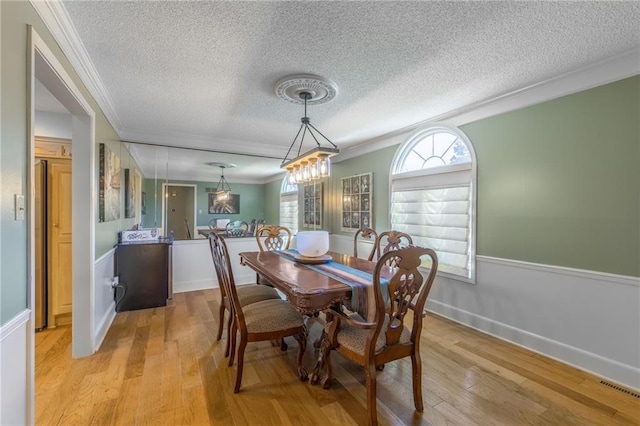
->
<box><xmin>373</xmin><ymin>230</ymin><xmax>413</xmax><ymax>262</ymax></box>
<box><xmin>255</xmin><ymin>225</ymin><xmax>292</xmax><ymax>252</ymax></box>
<box><xmin>208</xmin><ymin>232</ymin><xmax>249</xmax><ymax>329</ymax></box>
<box><xmin>353</xmin><ymin>227</ymin><xmax>378</xmax><ymax>260</ymax></box>
<box><xmin>208</xmin><ymin>232</ymin><xmax>231</xmax><ymax>303</ymax></box>
<box><xmin>248</xmin><ymin>219</ymin><xmax>257</xmax><ymax>236</ymax></box>
<box><xmin>225</xmin><ymin>220</ymin><xmax>248</xmax><ymax>237</ymax></box>
<box><xmin>183</xmin><ymin>219</ymin><xmax>192</xmax><ymax>239</ymax></box>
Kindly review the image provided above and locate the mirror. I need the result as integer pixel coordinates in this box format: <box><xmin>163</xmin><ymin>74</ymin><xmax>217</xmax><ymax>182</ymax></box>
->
<box><xmin>126</xmin><ymin>144</ymin><xmax>283</xmax><ymax>240</ymax></box>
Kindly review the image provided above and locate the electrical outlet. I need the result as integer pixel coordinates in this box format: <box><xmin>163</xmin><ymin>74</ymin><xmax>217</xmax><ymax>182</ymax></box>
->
<box><xmin>110</xmin><ymin>277</ymin><xmax>119</xmax><ymax>288</ymax></box>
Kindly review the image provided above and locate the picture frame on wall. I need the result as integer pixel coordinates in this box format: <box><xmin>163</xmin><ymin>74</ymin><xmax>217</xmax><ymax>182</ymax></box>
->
<box><xmin>303</xmin><ymin>183</ymin><xmax>322</xmax><ymax>227</ymax></box>
<box><xmin>341</xmin><ymin>173</ymin><xmax>372</xmax><ymax>232</ymax></box>
<box><xmin>124</xmin><ymin>168</ymin><xmax>136</xmax><ymax>219</ymax></box>
<box><xmin>98</xmin><ymin>143</ymin><xmax>121</xmax><ymax>222</ymax></box>
<box><xmin>209</xmin><ymin>193</ymin><xmax>240</xmax><ymax>214</ymax></box>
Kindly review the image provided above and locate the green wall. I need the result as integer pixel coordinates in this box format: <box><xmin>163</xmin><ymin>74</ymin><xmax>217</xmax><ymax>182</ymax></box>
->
<box><xmin>466</xmin><ymin>76</ymin><xmax>639</xmax><ymax>275</ymax></box>
<box><xmin>264</xmin><ymin>178</ymin><xmax>283</xmax><ymax>225</ymax></box>
<box><xmin>265</xmin><ymin>76</ymin><xmax>639</xmax><ymax>277</ymax></box>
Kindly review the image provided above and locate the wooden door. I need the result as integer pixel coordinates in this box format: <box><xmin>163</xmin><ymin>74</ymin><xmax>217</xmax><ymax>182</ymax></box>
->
<box><xmin>34</xmin><ymin>160</ymin><xmax>47</xmax><ymax>330</ymax></box>
<box><xmin>48</xmin><ymin>159</ymin><xmax>72</xmax><ymax>326</ymax></box>
<box><xmin>166</xmin><ymin>185</ymin><xmax>194</xmax><ymax>240</ymax></box>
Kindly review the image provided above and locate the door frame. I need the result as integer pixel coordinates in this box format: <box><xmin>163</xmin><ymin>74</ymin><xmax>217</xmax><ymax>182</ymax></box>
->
<box><xmin>28</xmin><ymin>25</ymin><xmax>96</xmax><ymax>371</ymax></box>
<box><xmin>161</xmin><ymin>183</ymin><xmax>197</xmax><ymax>237</ymax></box>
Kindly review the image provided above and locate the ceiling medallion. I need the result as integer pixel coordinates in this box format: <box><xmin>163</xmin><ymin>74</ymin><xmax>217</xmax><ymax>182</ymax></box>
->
<box><xmin>274</xmin><ymin>74</ymin><xmax>338</xmax><ymax>105</ymax></box>
<box><xmin>206</xmin><ymin>162</ymin><xmax>236</xmax><ymax>169</ymax></box>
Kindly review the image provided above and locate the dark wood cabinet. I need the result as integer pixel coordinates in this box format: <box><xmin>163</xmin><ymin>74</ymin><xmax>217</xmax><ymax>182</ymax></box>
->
<box><xmin>114</xmin><ymin>242</ymin><xmax>172</xmax><ymax>312</ymax></box>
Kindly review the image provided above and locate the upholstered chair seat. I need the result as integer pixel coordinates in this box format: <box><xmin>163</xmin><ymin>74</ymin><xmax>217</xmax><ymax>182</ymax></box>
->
<box><xmin>325</xmin><ymin>314</ymin><xmax>411</xmax><ymax>355</ymax></box>
<box><xmin>237</xmin><ymin>285</ymin><xmax>280</xmax><ymax>307</ymax></box>
<box><xmin>243</xmin><ymin>299</ymin><xmax>304</xmax><ymax>333</ymax></box>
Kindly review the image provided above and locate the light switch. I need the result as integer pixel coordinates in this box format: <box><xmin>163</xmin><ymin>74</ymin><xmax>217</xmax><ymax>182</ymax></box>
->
<box><xmin>15</xmin><ymin>194</ymin><xmax>25</xmax><ymax>221</ymax></box>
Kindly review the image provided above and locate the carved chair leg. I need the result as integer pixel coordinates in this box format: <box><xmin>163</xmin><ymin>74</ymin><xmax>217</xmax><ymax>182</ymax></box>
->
<box><xmin>216</xmin><ymin>303</ymin><xmax>225</xmax><ymax>341</ymax></box>
<box><xmin>234</xmin><ymin>339</ymin><xmax>247</xmax><ymax>393</ymax></box>
<box><xmin>280</xmin><ymin>338</ymin><xmax>288</xmax><ymax>351</ymax></box>
<box><xmin>320</xmin><ymin>339</ymin><xmax>334</xmax><ymax>389</ymax></box>
<box><xmin>224</xmin><ymin>309</ymin><xmax>233</xmax><ymax>357</ymax></box>
<box><xmin>293</xmin><ymin>332</ymin><xmax>308</xmax><ymax>381</ymax></box>
<box><xmin>411</xmin><ymin>352</ymin><xmax>424</xmax><ymax>412</ymax></box>
<box><xmin>365</xmin><ymin>361</ymin><xmax>378</xmax><ymax>426</ymax></box>
<box><xmin>310</xmin><ymin>335</ymin><xmax>329</xmax><ymax>385</ymax></box>
<box><xmin>228</xmin><ymin>319</ymin><xmax>237</xmax><ymax>367</ymax></box>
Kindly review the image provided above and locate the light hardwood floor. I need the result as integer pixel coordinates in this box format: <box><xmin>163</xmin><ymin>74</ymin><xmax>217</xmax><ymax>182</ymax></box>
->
<box><xmin>35</xmin><ymin>289</ymin><xmax>639</xmax><ymax>425</ymax></box>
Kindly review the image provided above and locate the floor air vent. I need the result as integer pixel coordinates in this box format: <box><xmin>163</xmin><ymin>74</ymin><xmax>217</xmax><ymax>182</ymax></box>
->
<box><xmin>599</xmin><ymin>380</ymin><xmax>640</xmax><ymax>399</ymax></box>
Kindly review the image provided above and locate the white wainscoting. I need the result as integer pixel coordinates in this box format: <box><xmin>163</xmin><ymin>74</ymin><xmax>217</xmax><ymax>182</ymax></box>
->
<box><xmin>172</xmin><ymin>238</ymin><xmax>260</xmax><ymax>293</ymax></box>
<box><xmin>93</xmin><ymin>249</ymin><xmax>116</xmax><ymax>352</ymax></box>
<box><xmin>330</xmin><ymin>234</ymin><xmax>640</xmax><ymax>391</ymax></box>
<box><xmin>0</xmin><ymin>310</ymin><xmax>31</xmax><ymax>426</ymax></box>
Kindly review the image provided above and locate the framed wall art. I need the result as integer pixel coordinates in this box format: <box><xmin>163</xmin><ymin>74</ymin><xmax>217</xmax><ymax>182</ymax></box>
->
<box><xmin>303</xmin><ymin>183</ymin><xmax>322</xmax><ymax>228</ymax></box>
<box><xmin>209</xmin><ymin>193</ymin><xmax>240</xmax><ymax>214</ymax></box>
<box><xmin>124</xmin><ymin>168</ymin><xmax>136</xmax><ymax>219</ymax></box>
<box><xmin>341</xmin><ymin>173</ymin><xmax>372</xmax><ymax>232</ymax></box>
<box><xmin>99</xmin><ymin>143</ymin><xmax>121</xmax><ymax>222</ymax></box>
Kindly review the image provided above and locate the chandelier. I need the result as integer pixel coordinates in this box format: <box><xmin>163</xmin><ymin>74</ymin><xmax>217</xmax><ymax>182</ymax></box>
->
<box><xmin>214</xmin><ymin>165</ymin><xmax>232</xmax><ymax>202</ymax></box>
<box><xmin>277</xmin><ymin>75</ymin><xmax>339</xmax><ymax>184</ymax></box>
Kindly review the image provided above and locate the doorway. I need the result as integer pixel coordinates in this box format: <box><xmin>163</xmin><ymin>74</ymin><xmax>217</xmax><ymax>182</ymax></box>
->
<box><xmin>162</xmin><ymin>183</ymin><xmax>197</xmax><ymax>240</ymax></box>
<box><xmin>29</xmin><ymin>27</ymin><xmax>96</xmax><ymax>362</ymax></box>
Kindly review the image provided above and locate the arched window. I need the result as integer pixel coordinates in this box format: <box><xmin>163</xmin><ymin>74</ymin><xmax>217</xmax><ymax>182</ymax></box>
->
<box><xmin>280</xmin><ymin>176</ymin><xmax>298</xmax><ymax>234</ymax></box>
<box><xmin>390</xmin><ymin>125</ymin><xmax>477</xmax><ymax>282</ymax></box>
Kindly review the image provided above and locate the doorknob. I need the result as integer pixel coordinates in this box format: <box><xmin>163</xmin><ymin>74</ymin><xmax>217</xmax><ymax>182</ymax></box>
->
<box><xmin>53</xmin><ymin>223</ymin><xmax>58</xmax><ymax>227</ymax></box>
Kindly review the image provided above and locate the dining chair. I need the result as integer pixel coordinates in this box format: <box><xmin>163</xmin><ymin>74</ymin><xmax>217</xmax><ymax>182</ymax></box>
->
<box><xmin>353</xmin><ymin>227</ymin><xmax>378</xmax><ymax>260</ymax></box>
<box><xmin>372</xmin><ymin>230</ymin><xmax>413</xmax><ymax>261</ymax></box>
<box><xmin>183</xmin><ymin>219</ymin><xmax>192</xmax><ymax>240</ymax></box>
<box><xmin>208</xmin><ymin>232</ymin><xmax>308</xmax><ymax>392</ymax></box>
<box><xmin>255</xmin><ymin>225</ymin><xmax>292</xmax><ymax>252</ymax></box>
<box><xmin>313</xmin><ymin>245</ymin><xmax>438</xmax><ymax>426</ymax></box>
<box><xmin>225</xmin><ymin>220</ymin><xmax>249</xmax><ymax>237</ymax></box>
<box><xmin>207</xmin><ymin>234</ymin><xmax>281</xmax><ymax>359</ymax></box>
<box><xmin>247</xmin><ymin>219</ymin><xmax>257</xmax><ymax>236</ymax></box>
<box><xmin>254</xmin><ymin>225</ymin><xmax>292</xmax><ymax>297</ymax></box>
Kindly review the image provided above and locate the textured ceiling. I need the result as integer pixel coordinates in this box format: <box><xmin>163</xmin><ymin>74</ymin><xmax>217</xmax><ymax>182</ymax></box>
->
<box><xmin>56</xmin><ymin>0</ymin><xmax>640</xmax><ymax>181</ymax></box>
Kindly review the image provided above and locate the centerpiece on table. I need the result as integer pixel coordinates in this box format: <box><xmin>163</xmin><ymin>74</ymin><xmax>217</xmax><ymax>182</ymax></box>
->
<box><xmin>293</xmin><ymin>230</ymin><xmax>331</xmax><ymax>264</ymax></box>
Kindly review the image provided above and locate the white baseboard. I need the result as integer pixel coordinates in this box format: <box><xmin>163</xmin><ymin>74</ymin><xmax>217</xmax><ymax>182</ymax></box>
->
<box><xmin>94</xmin><ymin>301</ymin><xmax>116</xmax><ymax>351</ymax></box>
<box><xmin>174</xmin><ymin>279</ymin><xmax>215</xmax><ymax>294</ymax></box>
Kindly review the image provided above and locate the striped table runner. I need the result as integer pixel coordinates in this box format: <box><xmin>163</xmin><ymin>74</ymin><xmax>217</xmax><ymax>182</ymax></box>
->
<box><xmin>275</xmin><ymin>250</ymin><xmax>389</xmax><ymax>319</ymax></box>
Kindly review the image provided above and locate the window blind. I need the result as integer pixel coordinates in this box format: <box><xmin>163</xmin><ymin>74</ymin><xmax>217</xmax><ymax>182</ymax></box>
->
<box><xmin>391</xmin><ymin>177</ymin><xmax>472</xmax><ymax>278</ymax></box>
<box><xmin>280</xmin><ymin>192</ymin><xmax>298</xmax><ymax>234</ymax></box>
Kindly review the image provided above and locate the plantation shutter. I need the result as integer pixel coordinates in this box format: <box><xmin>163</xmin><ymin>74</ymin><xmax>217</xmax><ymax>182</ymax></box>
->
<box><xmin>280</xmin><ymin>192</ymin><xmax>298</xmax><ymax>234</ymax></box>
<box><xmin>391</xmin><ymin>168</ymin><xmax>472</xmax><ymax>278</ymax></box>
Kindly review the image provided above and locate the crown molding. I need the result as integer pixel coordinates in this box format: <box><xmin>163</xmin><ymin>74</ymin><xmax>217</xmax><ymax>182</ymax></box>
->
<box><xmin>119</xmin><ymin>128</ymin><xmax>288</xmax><ymax>160</ymax></box>
<box><xmin>336</xmin><ymin>48</ymin><xmax>640</xmax><ymax>163</ymax></box>
<box><xmin>30</xmin><ymin>0</ymin><xmax>123</xmax><ymax>132</ymax></box>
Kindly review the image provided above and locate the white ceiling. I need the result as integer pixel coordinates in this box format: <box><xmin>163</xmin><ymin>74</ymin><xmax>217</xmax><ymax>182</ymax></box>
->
<box><xmin>42</xmin><ymin>1</ymin><xmax>640</xmax><ymax>181</ymax></box>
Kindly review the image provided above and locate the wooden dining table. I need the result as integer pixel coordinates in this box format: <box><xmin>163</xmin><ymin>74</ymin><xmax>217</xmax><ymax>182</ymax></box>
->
<box><xmin>197</xmin><ymin>228</ymin><xmax>226</xmax><ymax>238</ymax></box>
<box><xmin>238</xmin><ymin>250</ymin><xmax>384</xmax><ymax>315</ymax></box>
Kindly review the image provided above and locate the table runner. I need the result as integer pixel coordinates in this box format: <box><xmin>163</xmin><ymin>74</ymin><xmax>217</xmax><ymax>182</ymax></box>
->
<box><xmin>275</xmin><ymin>250</ymin><xmax>389</xmax><ymax>319</ymax></box>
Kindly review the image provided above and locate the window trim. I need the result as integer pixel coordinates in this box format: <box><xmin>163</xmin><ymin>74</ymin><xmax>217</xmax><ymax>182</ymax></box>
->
<box><xmin>389</xmin><ymin>123</ymin><xmax>478</xmax><ymax>284</ymax></box>
<box><xmin>280</xmin><ymin>176</ymin><xmax>299</xmax><ymax>234</ymax></box>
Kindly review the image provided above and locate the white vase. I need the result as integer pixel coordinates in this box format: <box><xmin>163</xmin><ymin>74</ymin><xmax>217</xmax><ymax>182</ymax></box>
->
<box><xmin>296</xmin><ymin>230</ymin><xmax>329</xmax><ymax>257</ymax></box>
